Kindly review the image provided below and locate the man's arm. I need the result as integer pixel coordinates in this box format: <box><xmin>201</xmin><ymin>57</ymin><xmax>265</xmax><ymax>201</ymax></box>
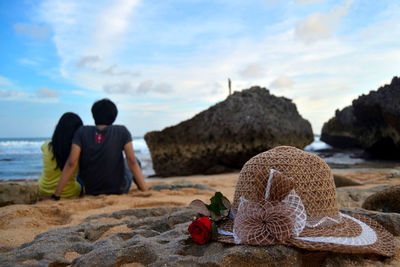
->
<box><xmin>54</xmin><ymin>144</ymin><xmax>81</xmax><ymax>197</ymax></box>
<box><xmin>124</xmin><ymin>141</ymin><xmax>148</xmax><ymax>191</ymax></box>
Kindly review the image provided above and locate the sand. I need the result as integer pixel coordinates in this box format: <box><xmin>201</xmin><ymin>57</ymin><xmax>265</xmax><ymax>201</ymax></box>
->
<box><xmin>0</xmin><ymin>169</ymin><xmax>399</xmax><ymax>247</ymax></box>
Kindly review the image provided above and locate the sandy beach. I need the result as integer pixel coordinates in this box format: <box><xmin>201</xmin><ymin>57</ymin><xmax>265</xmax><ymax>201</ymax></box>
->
<box><xmin>1</xmin><ymin>168</ymin><xmax>399</xmax><ymax>248</ymax></box>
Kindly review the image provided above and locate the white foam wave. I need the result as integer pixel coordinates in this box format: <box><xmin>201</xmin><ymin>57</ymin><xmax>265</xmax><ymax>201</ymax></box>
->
<box><xmin>304</xmin><ymin>136</ymin><xmax>332</xmax><ymax>151</ymax></box>
<box><xmin>133</xmin><ymin>138</ymin><xmax>149</xmax><ymax>153</ymax></box>
<box><xmin>0</xmin><ymin>140</ymin><xmax>44</xmax><ymax>155</ymax></box>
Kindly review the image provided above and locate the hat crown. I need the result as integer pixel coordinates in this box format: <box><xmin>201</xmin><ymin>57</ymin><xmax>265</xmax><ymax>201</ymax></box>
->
<box><xmin>233</xmin><ymin>146</ymin><xmax>338</xmax><ymax>219</ymax></box>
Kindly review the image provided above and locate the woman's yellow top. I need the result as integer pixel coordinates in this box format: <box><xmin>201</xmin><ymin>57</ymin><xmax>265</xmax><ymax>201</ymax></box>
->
<box><xmin>38</xmin><ymin>141</ymin><xmax>81</xmax><ymax>198</ymax></box>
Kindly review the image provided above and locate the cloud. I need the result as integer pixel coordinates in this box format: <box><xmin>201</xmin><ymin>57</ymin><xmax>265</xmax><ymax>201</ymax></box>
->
<box><xmin>270</xmin><ymin>75</ymin><xmax>294</xmax><ymax>89</ymax></box>
<box><xmin>103</xmin><ymin>82</ymin><xmax>135</xmax><ymax>94</ymax></box>
<box><xmin>29</xmin><ymin>0</ymin><xmax>400</xmax><ymax>135</ymax></box>
<box><xmin>77</xmin><ymin>55</ymin><xmax>101</xmax><ymax>68</ymax></box>
<box><xmin>36</xmin><ymin>87</ymin><xmax>59</xmax><ymax>98</ymax></box>
<box><xmin>295</xmin><ymin>0</ymin><xmax>353</xmax><ymax>43</ymax></box>
<box><xmin>137</xmin><ymin>80</ymin><xmax>172</xmax><ymax>94</ymax></box>
<box><xmin>297</xmin><ymin>0</ymin><xmax>323</xmax><ymax>4</ymax></box>
<box><xmin>18</xmin><ymin>58</ymin><xmax>40</xmax><ymax>66</ymax></box>
<box><xmin>239</xmin><ymin>63</ymin><xmax>266</xmax><ymax>79</ymax></box>
<box><xmin>37</xmin><ymin>0</ymin><xmax>141</xmax><ymax>83</ymax></box>
<box><xmin>14</xmin><ymin>23</ymin><xmax>51</xmax><ymax>40</ymax></box>
<box><xmin>94</xmin><ymin>0</ymin><xmax>140</xmax><ymax>55</ymax></box>
<box><xmin>71</xmin><ymin>90</ymin><xmax>86</xmax><ymax>95</ymax></box>
<box><xmin>77</xmin><ymin>55</ymin><xmax>140</xmax><ymax>77</ymax></box>
<box><xmin>103</xmin><ymin>80</ymin><xmax>173</xmax><ymax>95</ymax></box>
<box><xmin>100</xmin><ymin>64</ymin><xmax>140</xmax><ymax>77</ymax></box>
<box><xmin>0</xmin><ymin>90</ymin><xmax>13</xmax><ymax>98</ymax></box>
<box><xmin>0</xmin><ymin>75</ymin><xmax>12</xmax><ymax>86</ymax></box>
<box><xmin>0</xmin><ymin>89</ymin><xmax>29</xmax><ymax>100</ymax></box>
<box><xmin>210</xmin><ymin>82</ymin><xmax>224</xmax><ymax>95</ymax></box>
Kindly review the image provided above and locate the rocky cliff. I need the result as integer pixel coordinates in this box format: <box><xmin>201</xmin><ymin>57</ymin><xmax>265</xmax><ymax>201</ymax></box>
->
<box><xmin>321</xmin><ymin>76</ymin><xmax>400</xmax><ymax>159</ymax></box>
<box><xmin>145</xmin><ymin>86</ymin><xmax>314</xmax><ymax>177</ymax></box>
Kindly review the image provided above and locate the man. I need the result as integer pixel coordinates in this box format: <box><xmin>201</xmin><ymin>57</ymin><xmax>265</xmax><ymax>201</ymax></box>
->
<box><xmin>53</xmin><ymin>99</ymin><xmax>147</xmax><ymax>198</ymax></box>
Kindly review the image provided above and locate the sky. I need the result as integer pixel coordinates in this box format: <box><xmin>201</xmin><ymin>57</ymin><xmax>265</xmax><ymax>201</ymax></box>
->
<box><xmin>0</xmin><ymin>0</ymin><xmax>399</xmax><ymax>138</ymax></box>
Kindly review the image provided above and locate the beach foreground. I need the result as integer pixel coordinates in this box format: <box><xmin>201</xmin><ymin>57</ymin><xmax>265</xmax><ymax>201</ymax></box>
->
<box><xmin>1</xmin><ymin>169</ymin><xmax>399</xmax><ymax>247</ymax></box>
<box><xmin>1</xmin><ymin>169</ymin><xmax>400</xmax><ymax>266</ymax></box>
<box><xmin>0</xmin><ymin>172</ymin><xmax>237</xmax><ymax>247</ymax></box>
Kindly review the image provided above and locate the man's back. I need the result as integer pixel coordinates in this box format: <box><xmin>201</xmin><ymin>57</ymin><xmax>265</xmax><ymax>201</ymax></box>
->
<box><xmin>73</xmin><ymin>125</ymin><xmax>132</xmax><ymax>195</ymax></box>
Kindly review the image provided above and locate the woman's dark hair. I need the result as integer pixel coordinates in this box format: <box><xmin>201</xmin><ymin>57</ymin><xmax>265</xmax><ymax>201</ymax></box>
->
<box><xmin>50</xmin><ymin>112</ymin><xmax>83</xmax><ymax>170</ymax></box>
<box><xmin>91</xmin><ymin>98</ymin><xmax>118</xmax><ymax>125</ymax></box>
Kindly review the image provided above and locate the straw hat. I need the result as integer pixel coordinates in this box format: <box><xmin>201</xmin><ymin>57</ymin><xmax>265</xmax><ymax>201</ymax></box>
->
<box><xmin>217</xmin><ymin>146</ymin><xmax>395</xmax><ymax>256</ymax></box>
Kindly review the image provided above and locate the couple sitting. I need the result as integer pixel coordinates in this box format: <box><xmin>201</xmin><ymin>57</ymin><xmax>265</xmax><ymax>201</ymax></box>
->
<box><xmin>38</xmin><ymin>99</ymin><xmax>148</xmax><ymax>200</ymax></box>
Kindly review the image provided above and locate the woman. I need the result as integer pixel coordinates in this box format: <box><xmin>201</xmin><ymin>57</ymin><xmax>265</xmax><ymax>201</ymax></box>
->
<box><xmin>38</xmin><ymin>112</ymin><xmax>83</xmax><ymax>198</ymax></box>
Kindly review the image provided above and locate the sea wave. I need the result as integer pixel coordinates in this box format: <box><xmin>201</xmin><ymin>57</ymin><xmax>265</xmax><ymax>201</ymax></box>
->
<box><xmin>132</xmin><ymin>138</ymin><xmax>149</xmax><ymax>153</ymax></box>
<box><xmin>0</xmin><ymin>140</ymin><xmax>44</xmax><ymax>155</ymax></box>
<box><xmin>304</xmin><ymin>136</ymin><xmax>332</xmax><ymax>151</ymax></box>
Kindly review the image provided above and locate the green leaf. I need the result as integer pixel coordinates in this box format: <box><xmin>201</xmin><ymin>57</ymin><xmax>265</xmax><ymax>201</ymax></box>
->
<box><xmin>211</xmin><ymin>222</ymin><xmax>218</xmax><ymax>238</ymax></box>
<box><xmin>205</xmin><ymin>192</ymin><xmax>229</xmax><ymax>217</ymax></box>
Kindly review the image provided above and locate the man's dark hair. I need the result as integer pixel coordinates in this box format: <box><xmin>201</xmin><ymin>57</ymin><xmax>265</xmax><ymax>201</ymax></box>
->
<box><xmin>91</xmin><ymin>98</ymin><xmax>118</xmax><ymax>125</ymax></box>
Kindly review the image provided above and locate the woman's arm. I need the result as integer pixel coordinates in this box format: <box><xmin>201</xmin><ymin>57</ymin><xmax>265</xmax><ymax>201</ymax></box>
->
<box><xmin>54</xmin><ymin>144</ymin><xmax>81</xmax><ymax>198</ymax></box>
<box><xmin>124</xmin><ymin>141</ymin><xmax>148</xmax><ymax>191</ymax></box>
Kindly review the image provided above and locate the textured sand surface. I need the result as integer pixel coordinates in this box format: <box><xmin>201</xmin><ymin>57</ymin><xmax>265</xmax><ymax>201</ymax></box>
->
<box><xmin>0</xmin><ymin>169</ymin><xmax>399</xmax><ymax>247</ymax></box>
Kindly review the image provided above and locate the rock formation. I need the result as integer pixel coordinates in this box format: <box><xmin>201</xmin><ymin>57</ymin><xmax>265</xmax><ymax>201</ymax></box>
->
<box><xmin>145</xmin><ymin>86</ymin><xmax>313</xmax><ymax>177</ymax></box>
<box><xmin>336</xmin><ymin>185</ymin><xmax>391</xmax><ymax>209</ymax></box>
<box><xmin>333</xmin><ymin>174</ymin><xmax>363</xmax><ymax>187</ymax></box>
<box><xmin>362</xmin><ymin>185</ymin><xmax>400</xmax><ymax>213</ymax></box>
<box><xmin>321</xmin><ymin>76</ymin><xmax>400</xmax><ymax>159</ymax></box>
<box><xmin>0</xmin><ymin>181</ymin><xmax>38</xmax><ymax>207</ymax></box>
<box><xmin>1</xmin><ymin>206</ymin><xmax>399</xmax><ymax>266</ymax></box>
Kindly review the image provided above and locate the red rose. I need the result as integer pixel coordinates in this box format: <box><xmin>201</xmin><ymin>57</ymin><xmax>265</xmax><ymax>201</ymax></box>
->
<box><xmin>188</xmin><ymin>216</ymin><xmax>212</xmax><ymax>244</ymax></box>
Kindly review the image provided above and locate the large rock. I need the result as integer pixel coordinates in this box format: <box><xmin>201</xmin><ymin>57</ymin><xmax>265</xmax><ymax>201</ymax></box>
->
<box><xmin>333</xmin><ymin>174</ymin><xmax>363</xmax><ymax>187</ymax></box>
<box><xmin>336</xmin><ymin>185</ymin><xmax>391</xmax><ymax>209</ymax></box>
<box><xmin>321</xmin><ymin>76</ymin><xmax>400</xmax><ymax>159</ymax></box>
<box><xmin>362</xmin><ymin>185</ymin><xmax>400</xmax><ymax>213</ymax></box>
<box><xmin>0</xmin><ymin>181</ymin><xmax>38</xmax><ymax>207</ymax></box>
<box><xmin>1</xmin><ymin>206</ymin><xmax>399</xmax><ymax>266</ymax></box>
<box><xmin>145</xmin><ymin>86</ymin><xmax>313</xmax><ymax>177</ymax></box>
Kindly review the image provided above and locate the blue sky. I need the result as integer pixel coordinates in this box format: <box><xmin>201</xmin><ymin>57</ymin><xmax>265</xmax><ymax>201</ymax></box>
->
<box><xmin>0</xmin><ymin>0</ymin><xmax>399</xmax><ymax>138</ymax></box>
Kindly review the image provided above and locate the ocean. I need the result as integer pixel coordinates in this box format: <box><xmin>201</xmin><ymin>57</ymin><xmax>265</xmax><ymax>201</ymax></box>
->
<box><xmin>2</xmin><ymin>135</ymin><xmax>393</xmax><ymax>181</ymax></box>
<box><xmin>0</xmin><ymin>137</ymin><xmax>155</xmax><ymax>180</ymax></box>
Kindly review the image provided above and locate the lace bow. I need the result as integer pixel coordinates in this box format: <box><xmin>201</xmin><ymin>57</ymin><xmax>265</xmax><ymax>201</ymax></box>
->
<box><xmin>232</xmin><ymin>169</ymin><xmax>306</xmax><ymax>245</ymax></box>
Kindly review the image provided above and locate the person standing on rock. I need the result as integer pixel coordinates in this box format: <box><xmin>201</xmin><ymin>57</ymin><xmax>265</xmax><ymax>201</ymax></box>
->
<box><xmin>52</xmin><ymin>99</ymin><xmax>148</xmax><ymax>199</ymax></box>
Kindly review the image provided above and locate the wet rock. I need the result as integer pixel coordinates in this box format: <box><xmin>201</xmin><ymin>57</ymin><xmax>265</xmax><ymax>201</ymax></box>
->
<box><xmin>362</xmin><ymin>185</ymin><xmax>400</xmax><ymax>213</ymax></box>
<box><xmin>150</xmin><ymin>183</ymin><xmax>215</xmax><ymax>191</ymax></box>
<box><xmin>324</xmin><ymin>238</ymin><xmax>400</xmax><ymax>267</ymax></box>
<box><xmin>321</xmin><ymin>76</ymin><xmax>400</xmax><ymax>159</ymax></box>
<box><xmin>333</xmin><ymin>174</ymin><xmax>363</xmax><ymax>187</ymax></box>
<box><xmin>336</xmin><ymin>185</ymin><xmax>390</xmax><ymax>209</ymax></box>
<box><xmin>386</xmin><ymin>171</ymin><xmax>400</xmax><ymax>179</ymax></box>
<box><xmin>0</xmin><ymin>181</ymin><xmax>38</xmax><ymax>207</ymax></box>
<box><xmin>1</xmin><ymin>206</ymin><xmax>398</xmax><ymax>266</ymax></box>
<box><xmin>145</xmin><ymin>86</ymin><xmax>313</xmax><ymax>177</ymax></box>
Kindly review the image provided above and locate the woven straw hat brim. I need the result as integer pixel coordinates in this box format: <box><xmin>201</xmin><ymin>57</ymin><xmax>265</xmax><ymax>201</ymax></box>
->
<box><xmin>216</xmin><ymin>213</ymin><xmax>395</xmax><ymax>257</ymax></box>
<box><xmin>216</xmin><ymin>146</ymin><xmax>394</xmax><ymax>257</ymax></box>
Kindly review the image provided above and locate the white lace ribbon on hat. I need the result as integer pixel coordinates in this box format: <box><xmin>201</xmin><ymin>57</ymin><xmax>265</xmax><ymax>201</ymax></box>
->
<box><xmin>295</xmin><ymin>213</ymin><xmax>377</xmax><ymax>245</ymax></box>
<box><xmin>266</xmin><ymin>169</ymin><xmax>306</xmax><ymax>237</ymax></box>
<box><xmin>218</xmin><ymin>169</ymin><xmax>378</xmax><ymax>246</ymax></box>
